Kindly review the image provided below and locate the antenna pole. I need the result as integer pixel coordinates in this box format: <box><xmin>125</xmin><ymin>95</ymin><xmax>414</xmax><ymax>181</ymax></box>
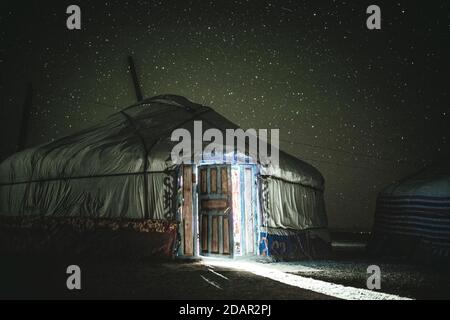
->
<box><xmin>128</xmin><ymin>55</ymin><xmax>143</xmax><ymax>102</ymax></box>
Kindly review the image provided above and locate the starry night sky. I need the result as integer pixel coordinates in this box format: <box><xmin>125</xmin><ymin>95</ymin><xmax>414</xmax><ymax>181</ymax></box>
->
<box><xmin>1</xmin><ymin>0</ymin><xmax>449</xmax><ymax>230</ymax></box>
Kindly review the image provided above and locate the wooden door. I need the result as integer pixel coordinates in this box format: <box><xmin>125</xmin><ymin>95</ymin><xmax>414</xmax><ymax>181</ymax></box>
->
<box><xmin>199</xmin><ymin>165</ymin><xmax>232</xmax><ymax>255</ymax></box>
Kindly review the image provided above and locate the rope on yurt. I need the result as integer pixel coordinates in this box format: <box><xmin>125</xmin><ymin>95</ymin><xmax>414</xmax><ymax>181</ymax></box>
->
<box><xmin>120</xmin><ymin>110</ymin><xmax>150</xmax><ymax>219</ymax></box>
<box><xmin>120</xmin><ymin>106</ymin><xmax>213</xmax><ymax>219</ymax></box>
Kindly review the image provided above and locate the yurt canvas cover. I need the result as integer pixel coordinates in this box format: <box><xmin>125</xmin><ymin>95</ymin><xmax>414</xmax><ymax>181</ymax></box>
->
<box><xmin>370</xmin><ymin>164</ymin><xmax>450</xmax><ymax>261</ymax></box>
<box><xmin>0</xmin><ymin>95</ymin><xmax>329</xmax><ymax>259</ymax></box>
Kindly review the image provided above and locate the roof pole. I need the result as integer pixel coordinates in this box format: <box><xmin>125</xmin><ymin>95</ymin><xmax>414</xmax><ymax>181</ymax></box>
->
<box><xmin>127</xmin><ymin>55</ymin><xmax>144</xmax><ymax>102</ymax></box>
<box><xmin>17</xmin><ymin>82</ymin><xmax>33</xmax><ymax>151</ymax></box>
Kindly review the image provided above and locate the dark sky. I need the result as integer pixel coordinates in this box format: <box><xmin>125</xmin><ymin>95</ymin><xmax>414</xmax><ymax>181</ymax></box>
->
<box><xmin>1</xmin><ymin>0</ymin><xmax>449</xmax><ymax>230</ymax></box>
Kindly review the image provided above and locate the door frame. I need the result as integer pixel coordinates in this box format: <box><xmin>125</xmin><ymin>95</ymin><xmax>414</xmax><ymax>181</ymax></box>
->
<box><xmin>239</xmin><ymin>164</ymin><xmax>259</xmax><ymax>256</ymax></box>
<box><xmin>178</xmin><ymin>163</ymin><xmax>260</xmax><ymax>258</ymax></box>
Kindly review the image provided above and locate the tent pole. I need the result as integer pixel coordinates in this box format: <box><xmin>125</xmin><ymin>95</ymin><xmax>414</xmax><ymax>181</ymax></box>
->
<box><xmin>17</xmin><ymin>82</ymin><xmax>33</xmax><ymax>151</ymax></box>
<box><xmin>127</xmin><ymin>55</ymin><xmax>143</xmax><ymax>102</ymax></box>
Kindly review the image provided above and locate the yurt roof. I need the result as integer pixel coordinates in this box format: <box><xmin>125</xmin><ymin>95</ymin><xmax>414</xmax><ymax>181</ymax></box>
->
<box><xmin>0</xmin><ymin>95</ymin><xmax>324</xmax><ymax>190</ymax></box>
<box><xmin>382</xmin><ymin>163</ymin><xmax>450</xmax><ymax>197</ymax></box>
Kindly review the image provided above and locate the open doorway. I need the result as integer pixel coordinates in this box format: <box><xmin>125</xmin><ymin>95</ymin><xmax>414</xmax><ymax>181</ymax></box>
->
<box><xmin>196</xmin><ymin>164</ymin><xmax>259</xmax><ymax>258</ymax></box>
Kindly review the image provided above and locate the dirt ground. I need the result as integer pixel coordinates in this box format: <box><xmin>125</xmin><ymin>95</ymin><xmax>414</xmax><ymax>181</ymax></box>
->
<box><xmin>0</xmin><ymin>254</ymin><xmax>334</xmax><ymax>300</ymax></box>
<box><xmin>1</xmin><ymin>253</ymin><xmax>448</xmax><ymax>300</ymax></box>
<box><xmin>285</xmin><ymin>258</ymin><xmax>450</xmax><ymax>300</ymax></box>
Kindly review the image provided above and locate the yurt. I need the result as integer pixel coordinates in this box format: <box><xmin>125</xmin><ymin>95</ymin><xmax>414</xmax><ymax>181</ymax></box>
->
<box><xmin>369</xmin><ymin>163</ymin><xmax>450</xmax><ymax>261</ymax></box>
<box><xmin>0</xmin><ymin>95</ymin><xmax>330</xmax><ymax>259</ymax></box>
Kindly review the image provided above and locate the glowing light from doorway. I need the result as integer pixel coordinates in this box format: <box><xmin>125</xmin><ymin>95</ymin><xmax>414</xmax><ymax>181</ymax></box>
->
<box><xmin>202</xmin><ymin>258</ymin><xmax>412</xmax><ymax>300</ymax></box>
